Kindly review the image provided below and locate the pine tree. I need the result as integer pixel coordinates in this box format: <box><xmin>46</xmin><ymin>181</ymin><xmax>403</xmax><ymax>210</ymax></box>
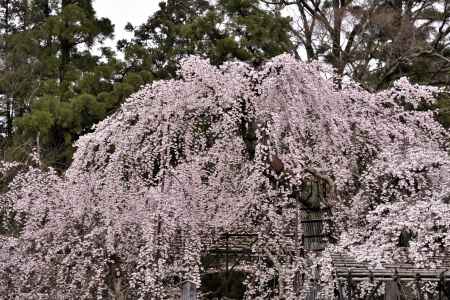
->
<box><xmin>0</xmin><ymin>0</ymin><xmax>30</xmax><ymax>141</ymax></box>
<box><xmin>5</xmin><ymin>0</ymin><xmax>117</xmax><ymax>169</ymax></box>
<box><xmin>119</xmin><ymin>0</ymin><xmax>294</xmax><ymax>79</ymax></box>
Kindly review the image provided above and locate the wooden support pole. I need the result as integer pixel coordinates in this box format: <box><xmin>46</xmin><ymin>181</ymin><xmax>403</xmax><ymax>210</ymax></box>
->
<box><xmin>444</xmin><ymin>270</ymin><xmax>450</xmax><ymax>299</ymax></box>
<box><xmin>225</xmin><ymin>233</ymin><xmax>229</xmax><ymax>295</ymax></box>
<box><xmin>347</xmin><ymin>270</ymin><xmax>352</xmax><ymax>300</ymax></box>
<box><xmin>439</xmin><ymin>270</ymin><xmax>447</xmax><ymax>300</ymax></box>
<box><xmin>225</xmin><ymin>233</ymin><xmax>229</xmax><ymax>275</ymax></box>
<box><xmin>181</xmin><ymin>281</ymin><xmax>197</xmax><ymax>300</ymax></box>
<box><xmin>415</xmin><ymin>273</ymin><xmax>422</xmax><ymax>300</ymax></box>
<box><xmin>385</xmin><ymin>269</ymin><xmax>401</xmax><ymax>300</ymax></box>
<box><xmin>338</xmin><ymin>279</ymin><xmax>344</xmax><ymax>300</ymax></box>
<box><xmin>294</xmin><ymin>201</ymin><xmax>301</xmax><ymax>296</ymax></box>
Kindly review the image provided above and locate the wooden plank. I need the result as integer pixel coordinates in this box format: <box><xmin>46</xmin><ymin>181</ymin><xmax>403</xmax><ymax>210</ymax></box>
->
<box><xmin>332</xmin><ymin>252</ymin><xmax>450</xmax><ymax>281</ymax></box>
<box><xmin>335</xmin><ymin>272</ymin><xmax>450</xmax><ymax>277</ymax></box>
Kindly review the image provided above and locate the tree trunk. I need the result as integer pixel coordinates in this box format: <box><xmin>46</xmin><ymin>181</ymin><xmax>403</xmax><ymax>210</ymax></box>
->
<box><xmin>332</xmin><ymin>0</ymin><xmax>344</xmax><ymax>86</ymax></box>
<box><xmin>2</xmin><ymin>0</ymin><xmax>13</xmax><ymax>138</ymax></box>
<box><xmin>58</xmin><ymin>0</ymin><xmax>72</xmax><ymax>99</ymax></box>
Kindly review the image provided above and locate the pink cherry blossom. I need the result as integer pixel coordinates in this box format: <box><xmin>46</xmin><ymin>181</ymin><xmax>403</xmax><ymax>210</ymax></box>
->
<box><xmin>0</xmin><ymin>55</ymin><xmax>448</xmax><ymax>299</ymax></box>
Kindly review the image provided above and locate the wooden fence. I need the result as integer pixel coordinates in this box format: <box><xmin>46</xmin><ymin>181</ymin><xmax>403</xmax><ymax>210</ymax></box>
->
<box><xmin>332</xmin><ymin>253</ymin><xmax>450</xmax><ymax>300</ymax></box>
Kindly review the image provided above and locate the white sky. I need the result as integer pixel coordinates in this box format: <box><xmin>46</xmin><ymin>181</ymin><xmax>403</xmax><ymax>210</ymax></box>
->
<box><xmin>93</xmin><ymin>0</ymin><xmax>161</xmax><ymax>49</ymax></box>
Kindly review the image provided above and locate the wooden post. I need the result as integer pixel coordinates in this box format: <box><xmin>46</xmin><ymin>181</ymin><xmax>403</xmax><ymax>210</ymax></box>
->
<box><xmin>384</xmin><ymin>281</ymin><xmax>401</xmax><ymax>300</ymax></box>
<box><xmin>439</xmin><ymin>271</ymin><xmax>445</xmax><ymax>300</ymax></box>
<box><xmin>385</xmin><ymin>270</ymin><xmax>401</xmax><ymax>300</ymax></box>
<box><xmin>181</xmin><ymin>280</ymin><xmax>197</xmax><ymax>300</ymax></box>
<box><xmin>347</xmin><ymin>270</ymin><xmax>352</xmax><ymax>300</ymax></box>
<box><xmin>225</xmin><ymin>233</ymin><xmax>229</xmax><ymax>275</ymax></box>
<box><xmin>306</xmin><ymin>283</ymin><xmax>318</xmax><ymax>300</ymax></box>
<box><xmin>225</xmin><ymin>233</ymin><xmax>230</xmax><ymax>295</ymax></box>
<box><xmin>415</xmin><ymin>273</ymin><xmax>422</xmax><ymax>300</ymax></box>
<box><xmin>294</xmin><ymin>201</ymin><xmax>301</xmax><ymax>295</ymax></box>
<box><xmin>338</xmin><ymin>279</ymin><xmax>344</xmax><ymax>300</ymax></box>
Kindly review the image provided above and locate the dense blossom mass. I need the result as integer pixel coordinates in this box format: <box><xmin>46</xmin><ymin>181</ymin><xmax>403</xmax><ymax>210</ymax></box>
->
<box><xmin>0</xmin><ymin>55</ymin><xmax>449</xmax><ymax>299</ymax></box>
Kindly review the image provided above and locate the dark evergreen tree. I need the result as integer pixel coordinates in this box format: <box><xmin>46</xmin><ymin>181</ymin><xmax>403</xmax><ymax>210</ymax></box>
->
<box><xmin>119</xmin><ymin>0</ymin><xmax>294</xmax><ymax>79</ymax></box>
<box><xmin>3</xmin><ymin>0</ymin><xmax>118</xmax><ymax>169</ymax></box>
<box><xmin>0</xmin><ymin>0</ymin><xmax>30</xmax><ymax>140</ymax></box>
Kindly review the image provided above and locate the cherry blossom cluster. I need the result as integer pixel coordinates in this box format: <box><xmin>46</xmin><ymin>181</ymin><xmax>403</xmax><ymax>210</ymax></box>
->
<box><xmin>0</xmin><ymin>55</ymin><xmax>448</xmax><ymax>299</ymax></box>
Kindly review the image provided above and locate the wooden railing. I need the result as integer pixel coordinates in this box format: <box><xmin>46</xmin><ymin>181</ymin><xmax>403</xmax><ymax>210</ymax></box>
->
<box><xmin>332</xmin><ymin>253</ymin><xmax>450</xmax><ymax>300</ymax></box>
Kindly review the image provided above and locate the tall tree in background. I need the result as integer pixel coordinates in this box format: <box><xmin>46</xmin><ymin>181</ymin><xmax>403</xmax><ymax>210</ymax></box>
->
<box><xmin>0</xmin><ymin>0</ymin><xmax>30</xmax><ymax>141</ymax></box>
<box><xmin>1</xmin><ymin>0</ymin><xmax>448</xmax><ymax>171</ymax></box>
<box><xmin>2</xmin><ymin>0</ymin><xmax>120</xmax><ymax>169</ymax></box>
<box><xmin>55</xmin><ymin>0</ymin><xmax>113</xmax><ymax>97</ymax></box>
<box><xmin>119</xmin><ymin>0</ymin><xmax>294</xmax><ymax>79</ymax></box>
<box><xmin>261</xmin><ymin>0</ymin><xmax>450</xmax><ymax>89</ymax></box>
<box><xmin>0</xmin><ymin>0</ymin><xmax>159</xmax><ymax>169</ymax></box>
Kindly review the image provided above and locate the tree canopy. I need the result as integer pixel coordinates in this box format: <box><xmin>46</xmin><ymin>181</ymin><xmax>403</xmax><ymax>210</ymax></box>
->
<box><xmin>0</xmin><ymin>0</ymin><xmax>119</xmax><ymax>168</ymax></box>
<box><xmin>262</xmin><ymin>0</ymin><xmax>450</xmax><ymax>89</ymax></box>
<box><xmin>119</xmin><ymin>0</ymin><xmax>295</xmax><ymax>79</ymax></box>
<box><xmin>0</xmin><ymin>55</ymin><xmax>448</xmax><ymax>299</ymax></box>
<box><xmin>0</xmin><ymin>0</ymin><xmax>296</xmax><ymax>170</ymax></box>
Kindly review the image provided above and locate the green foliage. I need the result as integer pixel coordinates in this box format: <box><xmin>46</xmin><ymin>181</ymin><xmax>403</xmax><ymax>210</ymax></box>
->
<box><xmin>436</xmin><ymin>94</ymin><xmax>450</xmax><ymax>129</ymax></box>
<box><xmin>119</xmin><ymin>0</ymin><xmax>294</xmax><ymax>79</ymax></box>
<box><xmin>2</xmin><ymin>0</ymin><xmax>293</xmax><ymax>169</ymax></box>
<box><xmin>13</xmin><ymin>92</ymin><xmax>108</xmax><ymax>167</ymax></box>
<box><xmin>1</xmin><ymin>0</ymin><xmax>447</xmax><ymax>171</ymax></box>
<box><xmin>0</xmin><ymin>0</ymin><xmax>120</xmax><ymax>169</ymax></box>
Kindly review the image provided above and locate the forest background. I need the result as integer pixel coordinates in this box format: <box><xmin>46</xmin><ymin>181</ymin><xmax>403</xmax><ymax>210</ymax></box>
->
<box><xmin>0</xmin><ymin>0</ymin><xmax>449</xmax><ymax>170</ymax></box>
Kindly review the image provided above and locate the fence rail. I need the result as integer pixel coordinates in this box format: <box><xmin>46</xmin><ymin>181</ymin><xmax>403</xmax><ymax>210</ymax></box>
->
<box><xmin>332</xmin><ymin>253</ymin><xmax>450</xmax><ymax>300</ymax></box>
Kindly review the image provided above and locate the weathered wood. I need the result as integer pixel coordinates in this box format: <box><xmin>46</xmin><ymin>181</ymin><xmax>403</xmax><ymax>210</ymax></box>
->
<box><xmin>181</xmin><ymin>281</ymin><xmax>197</xmax><ymax>300</ymax></box>
<box><xmin>439</xmin><ymin>270</ymin><xmax>447</xmax><ymax>300</ymax></box>
<box><xmin>347</xmin><ymin>271</ymin><xmax>353</xmax><ymax>300</ymax></box>
<box><xmin>302</xmin><ymin>208</ymin><xmax>329</xmax><ymax>251</ymax></box>
<box><xmin>306</xmin><ymin>285</ymin><xmax>318</xmax><ymax>300</ymax></box>
<box><xmin>384</xmin><ymin>280</ymin><xmax>401</xmax><ymax>300</ymax></box>
<box><xmin>202</xmin><ymin>223</ymin><xmax>450</xmax><ymax>298</ymax></box>
<box><xmin>415</xmin><ymin>274</ymin><xmax>422</xmax><ymax>300</ymax></box>
<box><xmin>337</xmin><ymin>280</ymin><xmax>344</xmax><ymax>300</ymax></box>
<box><xmin>333</xmin><ymin>251</ymin><xmax>450</xmax><ymax>300</ymax></box>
